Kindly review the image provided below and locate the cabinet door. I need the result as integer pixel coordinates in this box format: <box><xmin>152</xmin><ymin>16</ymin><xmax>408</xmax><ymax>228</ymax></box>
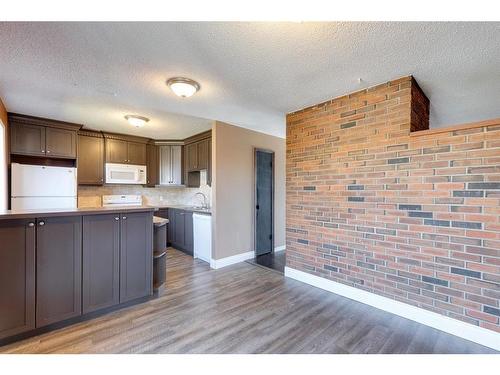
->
<box><xmin>45</xmin><ymin>127</ymin><xmax>77</xmax><ymax>158</ymax></box>
<box><xmin>0</xmin><ymin>219</ymin><xmax>36</xmax><ymax>340</ymax></box>
<box><xmin>10</xmin><ymin>122</ymin><xmax>46</xmax><ymax>156</ymax></box>
<box><xmin>197</xmin><ymin>139</ymin><xmax>209</xmax><ymax>170</ymax></box>
<box><xmin>186</xmin><ymin>142</ymin><xmax>198</xmax><ymax>171</ymax></box>
<box><xmin>106</xmin><ymin>139</ymin><xmax>128</xmax><ymax>164</ymax></box>
<box><xmin>146</xmin><ymin>144</ymin><xmax>159</xmax><ymax>187</ymax></box>
<box><xmin>120</xmin><ymin>211</ymin><xmax>153</xmax><ymax>303</ymax></box>
<box><xmin>174</xmin><ymin>209</ymin><xmax>186</xmax><ymax>250</ymax></box>
<box><xmin>127</xmin><ymin>142</ymin><xmax>147</xmax><ymax>165</ymax></box>
<box><xmin>82</xmin><ymin>214</ymin><xmax>120</xmax><ymax>314</ymax></box>
<box><xmin>36</xmin><ymin>216</ymin><xmax>82</xmax><ymax>327</ymax></box>
<box><xmin>78</xmin><ymin>135</ymin><xmax>104</xmax><ymax>185</ymax></box>
<box><xmin>171</xmin><ymin>145</ymin><xmax>183</xmax><ymax>185</ymax></box>
<box><xmin>184</xmin><ymin>211</ymin><xmax>194</xmax><ymax>256</ymax></box>
<box><xmin>159</xmin><ymin>145</ymin><xmax>172</xmax><ymax>185</ymax></box>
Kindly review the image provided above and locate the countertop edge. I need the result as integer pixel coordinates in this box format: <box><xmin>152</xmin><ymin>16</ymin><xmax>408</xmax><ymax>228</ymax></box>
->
<box><xmin>0</xmin><ymin>206</ymin><xmax>157</xmax><ymax>220</ymax></box>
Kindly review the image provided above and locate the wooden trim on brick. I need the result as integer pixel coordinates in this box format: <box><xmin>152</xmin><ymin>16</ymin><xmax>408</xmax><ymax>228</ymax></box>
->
<box><xmin>411</xmin><ymin>118</ymin><xmax>500</xmax><ymax>137</ymax></box>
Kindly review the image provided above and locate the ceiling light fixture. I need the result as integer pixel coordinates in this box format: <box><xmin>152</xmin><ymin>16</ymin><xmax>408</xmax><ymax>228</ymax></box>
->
<box><xmin>166</xmin><ymin>77</ymin><xmax>200</xmax><ymax>98</ymax></box>
<box><xmin>124</xmin><ymin>115</ymin><xmax>149</xmax><ymax>128</ymax></box>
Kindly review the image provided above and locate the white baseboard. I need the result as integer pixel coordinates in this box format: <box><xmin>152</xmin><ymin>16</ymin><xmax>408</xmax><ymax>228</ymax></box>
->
<box><xmin>284</xmin><ymin>266</ymin><xmax>500</xmax><ymax>351</ymax></box>
<box><xmin>274</xmin><ymin>245</ymin><xmax>286</xmax><ymax>252</ymax></box>
<box><xmin>210</xmin><ymin>251</ymin><xmax>254</xmax><ymax>269</ymax></box>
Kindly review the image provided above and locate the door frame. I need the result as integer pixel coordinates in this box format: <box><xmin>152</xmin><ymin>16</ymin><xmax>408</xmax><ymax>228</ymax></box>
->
<box><xmin>253</xmin><ymin>147</ymin><xmax>275</xmax><ymax>257</ymax></box>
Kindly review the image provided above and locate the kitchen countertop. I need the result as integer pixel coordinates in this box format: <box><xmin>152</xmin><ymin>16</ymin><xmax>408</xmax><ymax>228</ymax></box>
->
<box><xmin>0</xmin><ymin>205</ymin><xmax>156</xmax><ymax>220</ymax></box>
<box><xmin>150</xmin><ymin>204</ymin><xmax>212</xmax><ymax>215</ymax></box>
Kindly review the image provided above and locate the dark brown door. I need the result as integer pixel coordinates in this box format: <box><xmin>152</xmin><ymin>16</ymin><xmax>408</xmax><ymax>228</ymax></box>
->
<box><xmin>36</xmin><ymin>216</ymin><xmax>82</xmax><ymax>327</ymax></box>
<box><xmin>82</xmin><ymin>214</ymin><xmax>120</xmax><ymax>314</ymax></box>
<box><xmin>146</xmin><ymin>143</ymin><xmax>159</xmax><ymax>187</ymax></box>
<box><xmin>78</xmin><ymin>135</ymin><xmax>104</xmax><ymax>185</ymax></box>
<box><xmin>10</xmin><ymin>122</ymin><xmax>46</xmax><ymax>156</ymax></box>
<box><xmin>197</xmin><ymin>139</ymin><xmax>209</xmax><ymax>170</ymax></box>
<box><xmin>120</xmin><ymin>211</ymin><xmax>153</xmax><ymax>303</ymax></box>
<box><xmin>0</xmin><ymin>219</ymin><xmax>36</xmax><ymax>340</ymax></box>
<box><xmin>106</xmin><ymin>139</ymin><xmax>128</xmax><ymax>164</ymax></box>
<box><xmin>127</xmin><ymin>142</ymin><xmax>147</xmax><ymax>165</ymax></box>
<box><xmin>45</xmin><ymin>127</ymin><xmax>77</xmax><ymax>158</ymax></box>
<box><xmin>186</xmin><ymin>142</ymin><xmax>198</xmax><ymax>171</ymax></box>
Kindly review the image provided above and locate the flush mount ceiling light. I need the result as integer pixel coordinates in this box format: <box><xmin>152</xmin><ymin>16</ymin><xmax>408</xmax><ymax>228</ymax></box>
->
<box><xmin>124</xmin><ymin>115</ymin><xmax>149</xmax><ymax>128</ymax></box>
<box><xmin>166</xmin><ymin>77</ymin><xmax>200</xmax><ymax>98</ymax></box>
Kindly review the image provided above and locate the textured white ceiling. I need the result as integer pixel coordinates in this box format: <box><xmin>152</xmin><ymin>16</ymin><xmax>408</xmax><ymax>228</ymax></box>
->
<box><xmin>0</xmin><ymin>22</ymin><xmax>499</xmax><ymax>139</ymax></box>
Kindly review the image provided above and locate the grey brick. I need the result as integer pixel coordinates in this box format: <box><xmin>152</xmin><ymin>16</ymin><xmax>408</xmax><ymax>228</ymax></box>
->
<box><xmin>422</xmin><ymin>276</ymin><xmax>449</xmax><ymax>287</ymax></box>
<box><xmin>388</xmin><ymin>157</ymin><xmax>409</xmax><ymax>164</ymax></box>
<box><xmin>409</xmin><ymin>211</ymin><xmax>433</xmax><ymax>218</ymax></box>
<box><xmin>468</xmin><ymin>182</ymin><xmax>500</xmax><ymax>190</ymax></box>
<box><xmin>324</xmin><ymin>265</ymin><xmax>338</xmax><ymax>272</ymax></box>
<box><xmin>348</xmin><ymin>197</ymin><xmax>365</xmax><ymax>202</ymax></box>
<box><xmin>340</xmin><ymin>121</ymin><xmax>356</xmax><ymax>129</ymax></box>
<box><xmin>297</xmin><ymin>239</ymin><xmax>309</xmax><ymax>244</ymax></box>
<box><xmin>451</xmin><ymin>221</ymin><xmax>482</xmax><ymax>229</ymax></box>
<box><xmin>304</xmin><ymin>186</ymin><xmax>316</xmax><ymax>191</ymax></box>
<box><xmin>398</xmin><ymin>204</ymin><xmax>422</xmax><ymax>211</ymax></box>
<box><xmin>453</xmin><ymin>190</ymin><xmax>484</xmax><ymax>197</ymax></box>
<box><xmin>484</xmin><ymin>306</ymin><xmax>500</xmax><ymax>317</ymax></box>
<box><xmin>424</xmin><ymin>219</ymin><xmax>450</xmax><ymax>227</ymax></box>
<box><xmin>348</xmin><ymin>185</ymin><xmax>364</xmax><ymax>190</ymax></box>
<box><xmin>356</xmin><ymin>261</ymin><xmax>375</xmax><ymax>270</ymax></box>
<box><xmin>451</xmin><ymin>267</ymin><xmax>481</xmax><ymax>279</ymax></box>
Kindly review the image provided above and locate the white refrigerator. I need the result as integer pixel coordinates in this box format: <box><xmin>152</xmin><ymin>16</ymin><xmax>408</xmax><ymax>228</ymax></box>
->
<box><xmin>11</xmin><ymin>163</ymin><xmax>77</xmax><ymax>210</ymax></box>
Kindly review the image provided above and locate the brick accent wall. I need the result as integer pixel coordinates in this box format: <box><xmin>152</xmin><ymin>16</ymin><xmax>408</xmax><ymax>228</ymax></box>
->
<box><xmin>286</xmin><ymin>76</ymin><xmax>500</xmax><ymax>333</ymax></box>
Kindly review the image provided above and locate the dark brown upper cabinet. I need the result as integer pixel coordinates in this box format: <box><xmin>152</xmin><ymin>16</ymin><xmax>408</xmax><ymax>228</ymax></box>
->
<box><xmin>127</xmin><ymin>142</ymin><xmax>147</xmax><ymax>165</ymax></box>
<box><xmin>183</xmin><ymin>131</ymin><xmax>212</xmax><ymax>187</ymax></box>
<box><xmin>104</xmin><ymin>134</ymin><xmax>148</xmax><ymax>165</ymax></box>
<box><xmin>146</xmin><ymin>143</ymin><xmax>159</xmax><ymax>187</ymax></box>
<box><xmin>10</xmin><ymin>122</ymin><xmax>46</xmax><ymax>157</ymax></box>
<box><xmin>78</xmin><ymin>132</ymin><xmax>104</xmax><ymax>185</ymax></box>
<box><xmin>45</xmin><ymin>127</ymin><xmax>77</xmax><ymax>158</ymax></box>
<box><xmin>82</xmin><ymin>214</ymin><xmax>120</xmax><ymax>314</ymax></box>
<box><xmin>36</xmin><ymin>216</ymin><xmax>82</xmax><ymax>328</ymax></box>
<box><xmin>105</xmin><ymin>138</ymin><xmax>128</xmax><ymax>164</ymax></box>
<box><xmin>119</xmin><ymin>211</ymin><xmax>153</xmax><ymax>303</ymax></box>
<box><xmin>8</xmin><ymin>113</ymin><xmax>81</xmax><ymax>159</ymax></box>
<box><xmin>186</xmin><ymin>142</ymin><xmax>198</xmax><ymax>171</ymax></box>
<box><xmin>0</xmin><ymin>219</ymin><xmax>36</xmax><ymax>340</ymax></box>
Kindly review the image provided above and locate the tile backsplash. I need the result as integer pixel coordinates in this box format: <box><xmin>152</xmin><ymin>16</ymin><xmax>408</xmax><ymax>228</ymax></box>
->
<box><xmin>78</xmin><ymin>170</ymin><xmax>212</xmax><ymax>208</ymax></box>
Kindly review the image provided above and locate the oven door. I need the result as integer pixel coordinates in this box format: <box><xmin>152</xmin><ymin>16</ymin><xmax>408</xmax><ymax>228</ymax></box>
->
<box><xmin>105</xmin><ymin>163</ymin><xmax>147</xmax><ymax>184</ymax></box>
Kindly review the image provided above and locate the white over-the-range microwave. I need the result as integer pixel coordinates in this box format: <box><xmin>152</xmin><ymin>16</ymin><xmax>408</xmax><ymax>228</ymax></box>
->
<box><xmin>105</xmin><ymin>163</ymin><xmax>147</xmax><ymax>184</ymax></box>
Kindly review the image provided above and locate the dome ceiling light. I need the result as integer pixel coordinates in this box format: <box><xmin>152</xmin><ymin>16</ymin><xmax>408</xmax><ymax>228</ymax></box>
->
<box><xmin>166</xmin><ymin>77</ymin><xmax>200</xmax><ymax>98</ymax></box>
<box><xmin>124</xmin><ymin>115</ymin><xmax>149</xmax><ymax>128</ymax></box>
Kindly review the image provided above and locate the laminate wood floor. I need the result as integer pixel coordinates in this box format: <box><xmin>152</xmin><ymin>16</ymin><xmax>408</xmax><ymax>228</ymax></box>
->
<box><xmin>0</xmin><ymin>249</ymin><xmax>496</xmax><ymax>354</ymax></box>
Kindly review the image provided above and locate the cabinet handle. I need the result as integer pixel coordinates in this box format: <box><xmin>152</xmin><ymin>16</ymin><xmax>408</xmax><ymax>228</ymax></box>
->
<box><xmin>28</xmin><ymin>222</ymin><xmax>35</xmax><ymax>227</ymax></box>
<box><xmin>41</xmin><ymin>149</ymin><xmax>45</xmax><ymax>153</ymax></box>
<box><xmin>39</xmin><ymin>221</ymin><xmax>45</xmax><ymax>226</ymax></box>
<box><xmin>122</xmin><ymin>216</ymin><xmax>127</xmax><ymax>220</ymax></box>
<box><xmin>47</xmin><ymin>150</ymin><xmax>51</xmax><ymax>153</ymax></box>
<box><xmin>115</xmin><ymin>217</ymin><xmax>119</xmax><ymax>221</ymax></box>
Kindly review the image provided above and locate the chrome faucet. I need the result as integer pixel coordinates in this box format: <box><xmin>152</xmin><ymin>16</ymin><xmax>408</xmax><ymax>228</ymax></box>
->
<box><xmin>194</xmin><ymin>192</ymin><xmax>209</xmax><ymax>209</ymax></box>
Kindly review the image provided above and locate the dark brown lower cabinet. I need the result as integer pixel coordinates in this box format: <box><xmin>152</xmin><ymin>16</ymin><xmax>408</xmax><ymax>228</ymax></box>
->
<box><xmin>82</xmin><ymin>214</ymin><xmax>120</xmax><ymax>314</ymax></box>
<box><xmin>120</xmin><ymin>212</ymin><xmax>153</xmax><ymax>303</ymax></box>
<box><xmin>36</xmin><ymin>216</ymin><xmax>82</xmax><ymax>328</ymax></box>
<box><xmin>168</xmin><ymin>209</ymin><xmax>193</xmax><ymax>256</ymax></box>
<box><xmin>0</xmin><ymin>219</ymin><xmax>36</xmax><ymax>340</ymax></box>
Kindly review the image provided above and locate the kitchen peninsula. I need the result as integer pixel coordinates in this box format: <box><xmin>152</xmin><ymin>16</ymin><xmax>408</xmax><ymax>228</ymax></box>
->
<box><xmin>0</xmin><ymin>205</ymin><xmax>155</xmax><ymax>344</ymax></box>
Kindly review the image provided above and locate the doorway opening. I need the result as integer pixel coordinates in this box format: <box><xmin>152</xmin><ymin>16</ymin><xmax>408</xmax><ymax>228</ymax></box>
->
<box><xmin>247</xmin><ymin>148</ymin><xmax>285</xmax><ymax>273</ymax></box>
